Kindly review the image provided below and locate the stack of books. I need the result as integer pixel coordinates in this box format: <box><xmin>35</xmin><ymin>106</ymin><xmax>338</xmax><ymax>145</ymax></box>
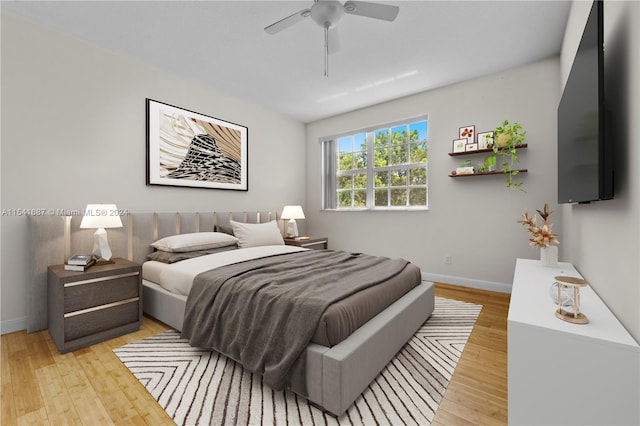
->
<box><xmin>65</xmin><ymin>254</ymin><xmax>96</xmax><ymax>271</ymax></box>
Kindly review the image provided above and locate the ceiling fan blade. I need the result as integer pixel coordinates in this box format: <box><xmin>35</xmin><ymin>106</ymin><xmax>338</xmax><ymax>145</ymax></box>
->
<box><xmin>328</xmin><ymin>27</ymin><xmax>340</xmax><ymax>54</ymax></box>
<box><xmin>264</xmin><ymin>9</ymin><xmax>311</xmax><ymax>35</ymax></box>
<box><xmin>343</xmin><ymin>1</ymin><xmax>399</xmax><ymax>21</ymax></box>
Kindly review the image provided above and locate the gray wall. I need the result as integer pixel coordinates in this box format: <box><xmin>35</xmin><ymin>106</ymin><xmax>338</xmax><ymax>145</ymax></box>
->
<box><xmin>305</xmin><ymin>57</ymin><xmax>561</xmax><ymax>293</ymax></box>
<box><xmin>559</xmin><ymin>0</ymin><xmax>639</xmax><ymax>342</ymax></box>
<box><xmin>0</xmin><ymin>12</ymin><xmax>306</xmax><ymax>333</ymax></box>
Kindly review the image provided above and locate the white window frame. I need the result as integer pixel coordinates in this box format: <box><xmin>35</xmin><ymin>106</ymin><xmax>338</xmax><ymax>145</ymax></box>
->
<box><xmin>321</xmin><ymin>115</ymin><xmax>428</xmax><ymax>211</ymax></box>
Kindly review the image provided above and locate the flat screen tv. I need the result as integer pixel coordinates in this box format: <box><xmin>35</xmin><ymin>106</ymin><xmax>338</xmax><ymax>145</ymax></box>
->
<box><xmin>557</xmin><ymin>0</ymin><xmax>613</xmax><ymax>204</ymax></box>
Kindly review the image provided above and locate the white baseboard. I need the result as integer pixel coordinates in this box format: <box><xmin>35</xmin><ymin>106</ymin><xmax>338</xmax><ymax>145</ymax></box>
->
<box><xmin>422</xmin><ymin>272</ymin><xmax>512</xmax><ymax>294</ymax></box>
<box><xmin>1</xmin><ymin>316</ymin><xmax>27</xmax><ymax>335</ymax></box>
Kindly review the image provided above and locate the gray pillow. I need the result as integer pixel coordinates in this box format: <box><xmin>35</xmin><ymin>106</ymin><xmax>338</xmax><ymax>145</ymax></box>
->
<box><xmin>147</xmin><ymin>246</ymin><xmax>238</xmax><ymax>263</ymax></box>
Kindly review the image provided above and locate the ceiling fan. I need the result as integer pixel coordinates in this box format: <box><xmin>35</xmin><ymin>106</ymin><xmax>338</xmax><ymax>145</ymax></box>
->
<box><xmin>264</xmin><ymin>0</ymin><xmax>400</xmax><ymax>76</ymax></box>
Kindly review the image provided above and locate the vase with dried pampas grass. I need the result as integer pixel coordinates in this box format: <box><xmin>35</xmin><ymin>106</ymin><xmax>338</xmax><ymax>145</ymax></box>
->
<box><xmin>518</xmin><ymin>203</ymin><xmax>559</xmax><ymax>266</ymax></box>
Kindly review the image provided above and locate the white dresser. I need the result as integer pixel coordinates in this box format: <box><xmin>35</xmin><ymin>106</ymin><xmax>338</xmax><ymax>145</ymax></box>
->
<box><xmin>508</xmin><ymin>258</ymin><xmax>639</xmax><ymax>426</ymax></box>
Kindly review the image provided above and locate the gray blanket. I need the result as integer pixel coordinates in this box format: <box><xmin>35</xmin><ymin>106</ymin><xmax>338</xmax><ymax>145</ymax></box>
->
<box><xmin>181</xmin><ymin>249</ymin><xmax>410</xmax><ymax>394</ymax></box>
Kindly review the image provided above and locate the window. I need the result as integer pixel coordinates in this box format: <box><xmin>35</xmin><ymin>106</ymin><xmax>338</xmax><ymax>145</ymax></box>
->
<box><xmin>322</xmin><ymin>116</ymin><xmax>428</xmax><ymax>210</ymax></box>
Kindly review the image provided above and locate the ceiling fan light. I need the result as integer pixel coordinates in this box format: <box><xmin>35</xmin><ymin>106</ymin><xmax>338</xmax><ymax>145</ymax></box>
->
<box><xmin>310</xmin><ymin>0</ymin><xmax>345</xmax><ymax>29</ymax></box>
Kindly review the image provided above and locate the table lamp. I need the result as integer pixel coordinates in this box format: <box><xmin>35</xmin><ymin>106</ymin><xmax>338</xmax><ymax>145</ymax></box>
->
<box><xmin>80</xmin><ymin>204</ymin><xmax>123</xmax><ymax>262</ymax></box>
<box><xmin>281</xmin><ymin>205</ymin><xmax>305</xmax><ymax>238</ymax></box>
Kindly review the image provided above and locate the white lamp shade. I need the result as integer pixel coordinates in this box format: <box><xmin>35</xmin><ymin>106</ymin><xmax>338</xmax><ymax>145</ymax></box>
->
<box><xmin>80</xmin><ymin>204</ymin><xmax>123</xmax><ymax>229</ymax></box>
<box><xmin>281</xmin><ymin>205</ymin><xmax>305</xmax><ymax>220</ymax></box>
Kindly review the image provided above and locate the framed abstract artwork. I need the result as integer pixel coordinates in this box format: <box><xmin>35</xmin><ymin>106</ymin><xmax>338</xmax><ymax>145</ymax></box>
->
<box><xmin>146</xmin><ymin>99</ymin><xmax>248</xmax><ymax>190</ymax></box>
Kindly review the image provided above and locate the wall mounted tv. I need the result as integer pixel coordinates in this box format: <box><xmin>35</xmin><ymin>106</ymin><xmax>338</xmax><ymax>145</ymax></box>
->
<box><xmin>557</xmin><ymin>0</ymin><xmax>613</xmax><ymax>204</ymax></box>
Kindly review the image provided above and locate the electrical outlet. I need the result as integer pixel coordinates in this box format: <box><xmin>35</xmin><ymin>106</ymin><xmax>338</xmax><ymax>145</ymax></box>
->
<box><xmin>445</xmin><ymin>255</ymin><xmax>452</xmax><ymax>265</ymax></box>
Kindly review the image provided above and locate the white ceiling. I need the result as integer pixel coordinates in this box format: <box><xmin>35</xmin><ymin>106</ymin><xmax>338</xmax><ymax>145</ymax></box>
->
<box><xmin>2</xmin><ymin>0</ymin><xmax>571</xmax><ymax>123</ymax></box>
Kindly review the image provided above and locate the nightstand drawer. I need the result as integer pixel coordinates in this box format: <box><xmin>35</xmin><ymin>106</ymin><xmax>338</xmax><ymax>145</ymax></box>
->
<box><xmin>64</xmin><ymin>272</ymin><xmax>139</xmax><ymax>313</ymax></box>
<box><xmin>65</xmin><ymin>298</ymin><xmax>139</xmax><ymax>341</ymax></box>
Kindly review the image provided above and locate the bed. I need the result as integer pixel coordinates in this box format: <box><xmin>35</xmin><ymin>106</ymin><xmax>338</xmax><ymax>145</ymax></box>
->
<box><xmin>27</xmin><ymin>211</ymin><xmax>434</xmax><ymax>416</ymax></box>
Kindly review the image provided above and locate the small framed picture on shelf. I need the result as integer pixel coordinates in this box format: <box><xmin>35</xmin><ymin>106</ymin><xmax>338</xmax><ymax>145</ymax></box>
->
<box><xmin>477</xmin><ymin>131</ymin><xmax>494</xmax><ymax>149</ymax></box>
<box><xmin>452</xmin><ymin>138</ymin><xmax>467</xmax><ymax>153</ymax></box>
<box><xmin>459</xmin><ymin>125</ymin><xmax>475</xmax><ymax>143</ymax></box>
<box><xmin>465</xmin><ymin>143</ymin><xmax>479</xmax><ymax>152</ymax></box>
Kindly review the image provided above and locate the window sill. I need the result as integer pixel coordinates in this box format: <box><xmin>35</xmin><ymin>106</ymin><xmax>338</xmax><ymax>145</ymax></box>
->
<box><xmin>323</xmin><ymin>207</ymin><xmax>429</xmax><ymax>212</ymax></box>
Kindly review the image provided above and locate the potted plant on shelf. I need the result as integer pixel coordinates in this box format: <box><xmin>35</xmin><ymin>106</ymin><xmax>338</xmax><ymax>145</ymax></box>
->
<box><xmin>484</xmin><ymin>154</ymin><xmax>497</xmax><ymax>172</ymax></box>
<box><xmin>493</xmin><ymin>120</ymin><xmax>526</xmax><ymax>190</ymax></box>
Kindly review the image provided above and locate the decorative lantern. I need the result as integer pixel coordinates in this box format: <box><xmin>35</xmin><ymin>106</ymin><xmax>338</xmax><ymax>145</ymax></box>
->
<box><xmin>554</xmin><ymin>276</ymin><xmax>589</xmax><ymax>324</ymax></box>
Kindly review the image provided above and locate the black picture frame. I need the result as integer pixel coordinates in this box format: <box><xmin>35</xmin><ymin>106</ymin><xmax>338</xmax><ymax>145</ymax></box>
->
<box><xmin>146</xmin><ymin>98</ymin><xmax>248</xmax><ymax>191</ymax></box>
<box><xmin>459</xmin><ymin>125</ymin><xmax>475</xmax><ymax>144</ymax></box>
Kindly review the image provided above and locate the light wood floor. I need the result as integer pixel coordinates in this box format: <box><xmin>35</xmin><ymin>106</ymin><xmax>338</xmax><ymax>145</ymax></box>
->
<box><xmin>431</xmin><ymin>283</ymin><xmax>510</xmax><ymax>426</ymax></box>
<box><xmin>1</xmin><ymin>283</ymin><xmax>510</xmax><ymax>425</ymax></box>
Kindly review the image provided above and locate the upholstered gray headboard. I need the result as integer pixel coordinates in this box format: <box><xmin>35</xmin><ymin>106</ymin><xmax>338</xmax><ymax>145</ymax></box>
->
<box><xmin>28</xmin><ymin>211</ymin><xmax>282</xmax><ymax>333</ymax></box>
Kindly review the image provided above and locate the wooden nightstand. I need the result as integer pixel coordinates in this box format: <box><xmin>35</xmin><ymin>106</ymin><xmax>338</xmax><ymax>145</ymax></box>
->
<box><xmin>283</xmin><ymin>237</ymin><xmax>329</xmax><ymax>250</ymax></box>
<box><xmin>48</xmin><ymin>257</ymin><xmax>142</xmax><ymax>353</ymax></box>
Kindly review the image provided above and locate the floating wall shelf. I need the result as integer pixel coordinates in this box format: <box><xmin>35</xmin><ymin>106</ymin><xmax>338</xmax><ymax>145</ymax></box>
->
<box><xmin>449</xmin><ymin>169</ymin><xmax>528</xmax><ymax>178</ymax></box>
<box><xmin>448</xmin><ymin>143</ymin><xmax>528</xmax><ymax>179</ymax></box>
<box><xmin>448</xmin><ymin>143</ymin><xmax>528</xmax><ymax>157</ymax></box>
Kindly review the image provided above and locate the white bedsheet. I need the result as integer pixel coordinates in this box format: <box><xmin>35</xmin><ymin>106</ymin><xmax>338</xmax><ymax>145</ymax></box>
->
<box><xmin>142</xmin><ymin>245</ymin><xmax>307</xmax><ymax>296</ymax></box>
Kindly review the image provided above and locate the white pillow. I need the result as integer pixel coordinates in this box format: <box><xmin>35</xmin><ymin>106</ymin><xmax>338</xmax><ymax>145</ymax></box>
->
<box><xmin>151</xmin><ymin>232</ymin><xmax>239</xmax><ymax>252</ymax></box>
<box><xmin>230</xmin><ymin>220</ymin><xmax>284</xmax><ymax>248</ymax></box>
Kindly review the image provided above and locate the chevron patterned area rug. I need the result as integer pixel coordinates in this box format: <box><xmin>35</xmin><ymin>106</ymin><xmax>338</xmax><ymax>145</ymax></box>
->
<box><xmin>114</xmin><ymin>297</ymin><xmax>481</xmax><ymax>426</ymax></box>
